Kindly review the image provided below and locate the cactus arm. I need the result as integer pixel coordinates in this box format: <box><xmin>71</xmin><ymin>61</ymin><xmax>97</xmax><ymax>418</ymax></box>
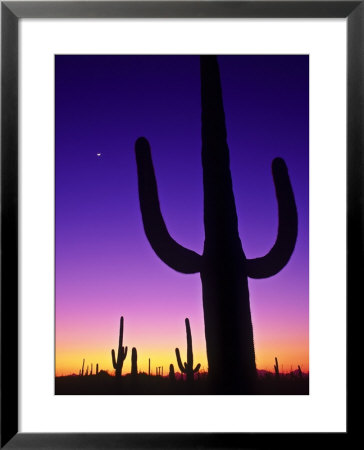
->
<box><xmin>135</xmin><ymin>137</ymin><xmax>202</xmax><ymax>274</ymax></box>
<box><xmin>246</xmin><ymin>158</ymin><xmax>298</xmax><ymax>279</ymax></box>
<box><xmin>111</xmin><ymin>349</ymin><xmax>116</xmax><ymax>369</ymax></box>
<box><xmin>123</xmin><ymin>346</ymin><xmax>128</xmax><ymax>361</ymax></box>
<box><xmin>193</xmin><ymin>363</ymin><xmax>201</xmax><ymax>373</ymax></box>
<box><xmin>175</xmin><ymin>348</ymin><xmax>186</xmax><ymax>373</ymax></box>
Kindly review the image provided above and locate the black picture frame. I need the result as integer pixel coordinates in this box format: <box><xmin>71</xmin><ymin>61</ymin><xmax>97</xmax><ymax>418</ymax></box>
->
<box><xmin>1</xmin><ymin>1</ymin><xmax>355</xmax><ymax>448</ymax></box>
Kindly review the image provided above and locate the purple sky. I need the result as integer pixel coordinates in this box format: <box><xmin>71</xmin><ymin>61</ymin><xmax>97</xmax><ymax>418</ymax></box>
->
<box><xmin>55</xmin><ymin>55</ymin><xmax>309</xmax><ymax>375</ymax></box>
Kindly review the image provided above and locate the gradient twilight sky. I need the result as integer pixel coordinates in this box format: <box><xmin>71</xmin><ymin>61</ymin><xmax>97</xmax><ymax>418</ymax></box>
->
<box><xmin>55</xmin><ymin>55</ymin><xmax>309</xmax><ymax>377</ymax></box>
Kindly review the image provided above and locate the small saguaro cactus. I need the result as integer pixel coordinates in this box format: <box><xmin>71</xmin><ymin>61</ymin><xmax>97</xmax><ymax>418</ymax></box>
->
<box><xmin>85</xmin><ymin>366</ymin><xmax>89</xmax><ymax>376</ymax></box>
<box><xmin>90</xmin><ymin>363</ymin><xmax>93</xmax><ymax>376</ymax></box>
<box><xmin>96</xmin><ymin>363</ymin><xmax>99</xmax><ymax>375</ymax></box>
<box><xmin>148</xmin><ymin>358</ymin><xmax>151</xmax><ymax>376</ymax></box>
<box><xmin>169</xmin><ymin>364</ymin><xmax>176</xmax><ymax>381</ymax></box>
<box><xmin>175</xmin><ymin>318</ymin><xmax>201</xmax><ymax>383</ymax></box>
<box><xmin>131</xmin><ymin>347</ymin><xmax>138</xmax><ymax>376</ymax></box>
<box><xmin>274</xmin><ymin>357</ymin><xmax>280</xmax><ymax>377</ymax></box>
<box><xmin>81</xmin><ymin>359</ymin><xmax>85</xmax><ymax>376</ymax></box>
<box><xmin>298</xmin><ymin>365</ymin><xmax>302</xmax><ymax>377</ymax></box>
<box><xmin>111</xmin><ymin>316</ymin><xmax>128</xmax><ymax>377</ymax></box>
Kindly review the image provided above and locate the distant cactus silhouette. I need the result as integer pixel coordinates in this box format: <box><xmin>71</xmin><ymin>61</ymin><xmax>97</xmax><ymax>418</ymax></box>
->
<box><xmin>80</xmin><ymin>358</ymin><xmax>85</xmax><ymax>376</ymax></box>
<box><xmin>274</xmin><ymin>357</ymin><xmax>280</xmax><ymax>377</ymax></box>
<box><xmin>85</xmin><ymin>366</ymin><xmax>89</xmax><ymax>376</ymax></box>
<box><xmin>169</xmin><ymin>364</ymin><xmax>176</xmax><ymax>381</ymax></box>
<box><xmin>111</xmin><ymin>316</ymin><xmax>128</xmax><ymax>377</ymax></box>
<box><xmin>131</xmin><ymin>347</ymin><xmax>138</xmax><ymax>376</ymax></box>
<box><xmin>90</xmin><ymin>363</ymin><xmax>93</xmax><ymax>376</ymax></box>
<box><xmin>96</xmin><ymin>363</ymin><xmax>99</xmax><ymax>375</ymax></box>
<box><xmin>148</xmin><ymin>358</ymin><xmax>151</xmax><ymax>376</ymax></box>
<box><xmin>298</xmin><ymin>365</ymin><xmax>302</xmax><ymax>377</ymax></box>
<box><xmin>175</xmin><ymin>318</ymin><xmax>201</xmax><ymax>383</ymax></box>
<box><xmin>135</xmin><ymin>56</ymin><xmax>298</xmax><ymax>393</ymax></box>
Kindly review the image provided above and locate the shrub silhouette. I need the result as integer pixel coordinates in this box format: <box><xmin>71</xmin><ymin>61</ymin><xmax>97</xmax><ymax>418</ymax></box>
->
<box><xmin>131</xmin><ymin>347</ymin><xmax>138</xmax><ymax>376</ymax></box>
<box><xmin>135</xmin><ymin>56</ymin><xmax>298</xmax><ymax>393</ymax></box>
<box><xmin>98</xmin><ymin>370</ymin><xmax>110</xmax><ymax>378</ymax></box>
<box><xmin>175</xmin><ymin>318</ymin><xmax>201</xmax><ymax>383</ymax></box>
<box><xmin>111</xmin><ymin>316</ymin><xmax>128</xmax><ymax>377</ymax></box>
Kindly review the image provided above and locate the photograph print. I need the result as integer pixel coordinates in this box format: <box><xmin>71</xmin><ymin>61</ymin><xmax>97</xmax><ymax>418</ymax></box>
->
<box><xmin>55</xmin><ymin>55</ymin><xmax>309</xmax><ymax>395</ymax></box>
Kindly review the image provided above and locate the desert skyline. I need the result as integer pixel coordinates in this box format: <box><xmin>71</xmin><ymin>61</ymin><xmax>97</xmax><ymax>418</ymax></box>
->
<box><xmin>55</xmin><ymin>55</ymin><xmax>309</xmax><ymax>378</ymax></box>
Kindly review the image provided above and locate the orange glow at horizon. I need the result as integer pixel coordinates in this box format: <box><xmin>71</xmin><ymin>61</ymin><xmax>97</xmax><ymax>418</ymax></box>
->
<box><xmin>56</xmin><ymin>347</ymin><xmax>309</xmax><ymax>377</ymax></box>
<box><xmin>56</xmin><ymin>328</ymin><xmax>309</xmax><ymax>377</ymax></box>
<box><xmin>56</xmin><ymin>294</ymin><xmax>309</xmax><ymax>377</ymax></box>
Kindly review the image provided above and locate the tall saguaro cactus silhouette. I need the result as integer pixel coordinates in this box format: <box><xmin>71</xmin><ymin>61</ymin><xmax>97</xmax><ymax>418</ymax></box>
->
<box><xmin>175</xmin><ymin>318</ymin><xmax>201</xmax><ymax>383</ymax></box>
<box><xmin>135</xmin><ymin>56</ymin><xmax>298</xmax><ymax>392</ymax></box>
<box><xmin>111</xmin><ymin>316</ymin><xmax>128</xmax><ymax>377</ymax></box>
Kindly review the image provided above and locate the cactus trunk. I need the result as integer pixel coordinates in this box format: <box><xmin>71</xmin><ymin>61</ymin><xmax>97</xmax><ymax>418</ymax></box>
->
<box><xmin>169</xmin><ymin>364</ymin><xmax>175</xmax><ymax>381</ymax></box>
<box><xmin>131</xmin><ymin>347</ymin><xmax>138</xmax><ymax>376</ymax></box>
<box><xmin>274</xmin><ymin>357</ymin><xmax>280</xmax><ymax>377</ymax></box>
<box><xmin>200</xmin><ymin>57</ymin><xmax>257</xmax><ymax>392</ymax></box>
<box><xmin>135</xmin><ymin>56</ymin><xmax>297</xmax><ymax>393</ymax></box>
